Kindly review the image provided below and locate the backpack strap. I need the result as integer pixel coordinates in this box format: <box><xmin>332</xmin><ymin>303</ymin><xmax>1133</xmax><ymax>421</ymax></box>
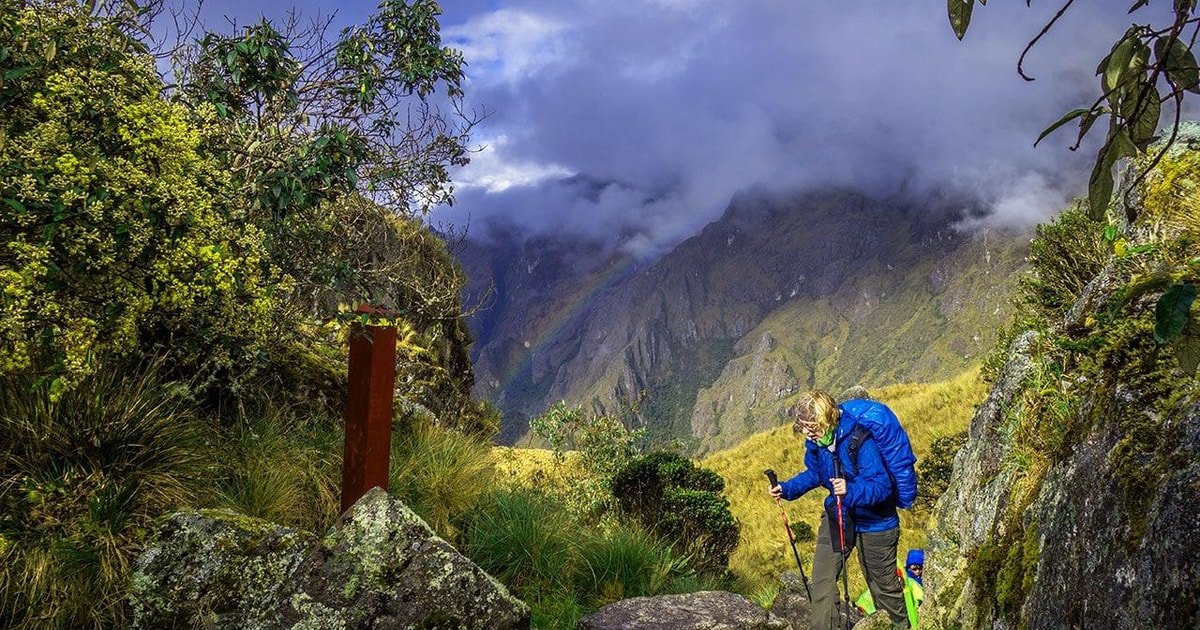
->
<box><xmin>846</xmin><ymin>424</ymin><xmax>872</xmax><ymax>475</ymax></box>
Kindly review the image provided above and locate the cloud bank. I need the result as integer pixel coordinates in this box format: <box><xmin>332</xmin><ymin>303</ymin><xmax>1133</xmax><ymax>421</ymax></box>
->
<box><xmin>194</xmin><ymin>0</ymin><xmax>1177</xmax><ymax>258</ymax></box>
<box><xmin>434</xmin><ymin>2</ymin><xmax>1179</xmax><ymax>257</ymax></box>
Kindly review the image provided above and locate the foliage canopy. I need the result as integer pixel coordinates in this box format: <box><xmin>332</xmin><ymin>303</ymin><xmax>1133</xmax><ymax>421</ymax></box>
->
<box><xmin>950</xmin><ymin>0</ymin><xmax>1200</xmax><ymax>221</ymax></box>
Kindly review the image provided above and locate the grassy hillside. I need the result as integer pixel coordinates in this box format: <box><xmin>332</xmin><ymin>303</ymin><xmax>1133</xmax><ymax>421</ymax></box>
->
<box><xmin>701</xmin><ymin>368</ymin><xmax>989</xmax><ymax>596</ymax></box>
<box><xmin>689</xmin><ymin>226</ymin><xmax>1025</xmax><ymax>456</ymax></box>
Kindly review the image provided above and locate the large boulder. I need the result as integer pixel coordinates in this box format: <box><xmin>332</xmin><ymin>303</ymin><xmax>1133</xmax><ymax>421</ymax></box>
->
<box><xmin>130</xmin><ymin>487</ymin><xmax>529</xmax><ymax>629</ymax></box>
<box><xmin>578</xmin><ymin>590</ymin><xmax>791</xmax><ymax>630</ymax></box>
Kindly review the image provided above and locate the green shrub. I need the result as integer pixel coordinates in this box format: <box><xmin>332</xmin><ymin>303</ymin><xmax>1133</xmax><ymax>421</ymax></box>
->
<box><xmin>529</xmin><ymin>401</ymin><xmax>644</xmax><ymax>518</ymax></box>
<box><xmin>0</xmin><ymin>3</ymin><xmax>273</xmax><ymax>392</ymax></box>
<box><xmin>611</xmin><ymin>451</ymin><xmax>740</xmax><ymax>575</ymax></box>
<box><xmin>1018</xmin><ymin>204</ymin><xmax>1109</xmax><ymax>320</ymax></box>
<box><xmin>915</xmin><ymin>430</ymin><xmax>969</xmax><ymax>510</ymax></box>
<box><xmin>0</xmin><ymin>361</ymin><xmax>211</xmax><ymax>629</ymax></box>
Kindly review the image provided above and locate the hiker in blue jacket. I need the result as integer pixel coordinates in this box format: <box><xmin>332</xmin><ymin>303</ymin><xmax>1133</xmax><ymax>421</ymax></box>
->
<box><xmin>768</xmin><ymin>390</ymin><xmax>912</xmax><ymax>630</ymax></box>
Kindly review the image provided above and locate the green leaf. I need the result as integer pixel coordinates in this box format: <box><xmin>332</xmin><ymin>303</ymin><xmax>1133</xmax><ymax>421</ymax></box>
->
<box><xmin>1160</xmin><ymin>36</ymin><xmax>1200</xmax><ymax>92</ymax></box>
<box><xmin>3</xmin><ymin>198</ymin><xmax>25</xmax><ymax>214</ymax></box>
<box><xmin>1036</xmin><ymin>108</ymin><xmax>1090</xmax><ymax>147</ymax></box>
<box><xmin>948</xmin><ymin>0</ymin><xmax>974</xmax><ymax>40</ymax></box>
<box><xmin>1110</xmin><ymin>125</ymin><xmax>1139</xmax><ymax>162</ymax></box>
<box><xmin>1088</xmin><ymin>160</ymin><xmax>1114</xmax><ymax>221</ymax></box>
<box><xmin>3</xmin><ymin>65</ymin><xmax>35</xmax><ymax>81</ymax></box>
<box><xmin>48</xmin><ymin>377</ymin><xmax>67</xmax><ymax>402</ymax></box>
<box><xmin>1073</xmin><ymin>109</ymin><xmax>1102</xmax><ymax>149</ymax></box>
<box><xmin>213</xmin><ymin>102</ymin><xmax>228</xmax><ymax>118</ymax></box>
<box><xmin>1129</xmin><ymin>84</ymin><xmax>1161</xmax><ymax>145</ymax></box>
<box><xmin>1155</xmin><ymin>283</ymin><xmax>1197</xmax><ymax>344</ymax></box>
<box><xmin>1103</xmin><ymin>224</ymin><xmax>1118</xmax><ymax>241</ymax></box>
<box><xmin>1104</xmin><ymin>33</ymin><xmax>1138</xmax><ymax>93</ymax></box>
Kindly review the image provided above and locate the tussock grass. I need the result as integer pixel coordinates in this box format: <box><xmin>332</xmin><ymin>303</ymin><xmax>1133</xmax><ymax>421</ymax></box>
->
<box><xmin>389</xmin><ymin>422</ymin><xmax>495</xmax><ymax>538</ymax></box>
<box><xmin>458</xmin><ymin>487</ymin><xmax>712</xmax><ymax>629</ymax></box>
<box><xmin>0</xmin><ymin>364</ymin><xmax>212</xmax><ymax>629</ymax></box>
<box><xmin>574</xmin><ymin>523</ymin><xmax>686</xmax><ymax>605</ymax></box>
<box><xmin>215</xmin><ymin>404</ymin><xmax>342</xmax><ymax>533</ymax></box>
<box><xmin>702</xmin><ymin>368</ymin><xmax>988</xmax><ymax>595</ymax></box>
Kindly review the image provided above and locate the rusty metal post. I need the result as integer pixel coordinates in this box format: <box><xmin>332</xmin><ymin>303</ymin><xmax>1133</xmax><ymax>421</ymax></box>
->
<box><xmin>341</xmin><ymin>307</ymin><xmax>397</xmax><ymax>513</ymax></box>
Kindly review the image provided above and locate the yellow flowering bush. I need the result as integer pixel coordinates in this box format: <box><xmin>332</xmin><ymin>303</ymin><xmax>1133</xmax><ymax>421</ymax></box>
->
<box><xmin>0</xmin><ymin>4</ymin><xmax>273</xmax><ymax>390</ymax></box>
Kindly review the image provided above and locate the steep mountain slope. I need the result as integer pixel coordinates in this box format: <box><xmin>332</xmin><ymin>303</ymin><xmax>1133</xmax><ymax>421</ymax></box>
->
<box><xmin>460</xmin><ymin>187</ymin><xmax>1030</xmax><ymax>448</ymax></box>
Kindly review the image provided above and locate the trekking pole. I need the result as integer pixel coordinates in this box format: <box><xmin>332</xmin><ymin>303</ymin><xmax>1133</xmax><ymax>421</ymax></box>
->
<box><xmin>833</xmin><ymin>458</ymin><xmax>852</xmax><ymax>630</ymax></box>
<box><xmin>765</xmin><ymin>469</ymin><xmax>813</xmax><ymax>601</ymax></box>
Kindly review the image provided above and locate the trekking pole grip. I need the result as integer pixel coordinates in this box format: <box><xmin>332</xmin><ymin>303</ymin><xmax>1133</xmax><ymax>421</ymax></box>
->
<box><xmin>765</xmin><ymin>469</ymin><xmax>779</xmax><ymax>487</ymax></box>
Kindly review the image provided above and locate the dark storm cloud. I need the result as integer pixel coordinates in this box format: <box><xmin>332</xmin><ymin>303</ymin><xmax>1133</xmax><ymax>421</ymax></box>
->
<box><xmin>438</xmin><ymin>1</ymin><xmax>1171</xmax><ymax>257</ymax></box>
<box><xmin>186</xmin><ymin>0</ymin><xmax>1174</xmax><ymax>257</ymax></box>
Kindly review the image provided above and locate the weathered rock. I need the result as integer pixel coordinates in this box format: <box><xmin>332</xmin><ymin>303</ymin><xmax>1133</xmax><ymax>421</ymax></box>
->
<box><xmin>851</xmin><ymin>611</ymin><xmax>896</xmax><ymax>630</ymax></box>
<box><xmin>922</xmin><ymin>131</ymin><xmax>1200</xmax><ymax>630</ymax></box>
<box><xmin>130</xmin><ymin>509</ymin><xmax>317</xmax><ymax>628</ymax></box>
<box><xmin>579</xmin><ymin>590</ymin><xmax>792</xmax><ymax>630</ymax></box>
<box><xmin>130</xmin><ymin>488</ymin><xmax>529</xmax><ymax>629</ymax></box>
<box><xmin>767</xmin><ymin>570</ymin><xmax>862</xmax><ymax>630</ymax></box>
<box><xmin>768</xmin><ymin>571</ymin><xmax>813</xmax><ymax>630</ymax></box>
<box><xmin>923</xmin><ymin>330</ymin><xmax>1039</xmax><ymax>627</ymax></box>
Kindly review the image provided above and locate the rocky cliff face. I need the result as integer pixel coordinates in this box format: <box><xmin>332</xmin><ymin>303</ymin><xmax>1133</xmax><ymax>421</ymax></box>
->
<box><xmin>462</xmin><ymin>187</ymin><xmax>1029</xmax><ymax>450</ymax></box>
<box><xmin>922</xmin><ymin>135</ymin><xmax>1200</xmax><ymax>629</ymax></box>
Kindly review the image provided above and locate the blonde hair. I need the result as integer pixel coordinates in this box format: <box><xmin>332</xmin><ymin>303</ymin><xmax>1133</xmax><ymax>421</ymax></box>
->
<box><xmin>790</xmin><ymin>390</ymin><xmax>840</xmax><ymax>437</ymax></box>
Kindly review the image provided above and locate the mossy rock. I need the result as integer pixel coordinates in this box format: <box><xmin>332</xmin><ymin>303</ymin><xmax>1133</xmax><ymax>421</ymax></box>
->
<box><xmin>131</xmin><ymin>489</ymin><xmax>530</xmax><ymax>629</ymax></box>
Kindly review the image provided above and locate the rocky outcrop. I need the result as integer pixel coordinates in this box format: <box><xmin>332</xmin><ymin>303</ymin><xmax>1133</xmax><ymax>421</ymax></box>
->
<box><xmin>926</xmin><ymin>329</ymin><xmax>1200</xmax><ymax>629</ymax></box>
<box><xmin>767</xmin><ymin>570</ymin><xmax>865</xmax><ymax>630</ymax></box>
<box><xmin>578</xmin><ymin>590</ymin><xmax>791</xmax><ymax>630</ymax></box>
<box><xmin>922</xmin><ymin>132</ymin><xmax>1200</xmax><ymax>630</ymax></box>
<box><xmin>767</xmin><ymin>571</ymin><xmax>814</xmax><ymax>630</ymax></box>
<box><xmin>130</xmin><ymin>488</ymin><xmax>529</xmax><ymax>629</ymax></box>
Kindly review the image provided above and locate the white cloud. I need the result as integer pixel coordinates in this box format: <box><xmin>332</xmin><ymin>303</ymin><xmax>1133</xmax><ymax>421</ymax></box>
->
<box><xmin>436</xmin><ymin>1</ymin><xmax>1174</xmax><ymax>254</ymax></box>
<box><xmin>456</xmin><ymin>135</ymin><xmax>574</xmax><ymax>194</ymax></box>
<box><xmin>444</xmin><ymin>9</ymin><xmax>574</xmax><ymax>85</ymax></box>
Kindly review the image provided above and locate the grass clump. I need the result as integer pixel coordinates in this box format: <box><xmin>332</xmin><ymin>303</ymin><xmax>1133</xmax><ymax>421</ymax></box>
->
<box><xmin>457</xmin><ymin>486</ymin><xmax>702</xmax><ymax>629</ymax></box>
<box><xmin>214</xmin><ymin>403</ymin><xmax>343</xmax><ymax>533</ymax></box>
<box><xmin>0</xmin><ymin>363</ymin><xmax>212</xmax><ymax>629</ymax></box>
<box><xmin>389</xmin><ymin>421</ymin><xmax>495</xmax><ymax>538</ymax></box>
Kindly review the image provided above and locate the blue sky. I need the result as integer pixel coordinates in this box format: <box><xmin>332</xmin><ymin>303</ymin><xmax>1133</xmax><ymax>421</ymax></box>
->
<box><xmin>189</xmin><ymin>1</ymin><xmax>1173</xmax><ymax>257</ymax></box>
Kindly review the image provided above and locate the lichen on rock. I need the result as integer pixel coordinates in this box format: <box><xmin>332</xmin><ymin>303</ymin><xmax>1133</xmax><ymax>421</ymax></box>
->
<box><xmin>130</xmin><ymin>488</ymin><xmax>529</xmax><ymax>629</ymax></box>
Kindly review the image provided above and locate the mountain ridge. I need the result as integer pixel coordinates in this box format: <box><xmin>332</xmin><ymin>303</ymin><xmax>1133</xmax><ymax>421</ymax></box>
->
<box><xmin>458</xmin><ymin>185</ymin><xmax>1031</xmax><ymax>450</ymax></box>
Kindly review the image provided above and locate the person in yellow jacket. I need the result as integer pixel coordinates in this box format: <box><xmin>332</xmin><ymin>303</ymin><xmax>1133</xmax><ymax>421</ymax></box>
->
<box><xmin>856</xmin><ymin>549</ymin><xmax>923</xmax><ymax>628</ymax></box>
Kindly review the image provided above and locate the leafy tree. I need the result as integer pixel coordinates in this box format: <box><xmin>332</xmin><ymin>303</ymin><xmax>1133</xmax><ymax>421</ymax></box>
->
<box><xmin>0</xmin><ymin>1</ymin><xmax>273</xmax><ymax>391</ymax></box>
<box><xmin>529</xmin><ymin>401</ymin><xmax>645</xmax><ymax>517</ymax></box>
<box><xmin>166</xmin><ymin>1</ymin><xmax>486</xmax><ymax>414</ymax></box>
<box><xmin>175</xmin><ymin>1</ymin><xmax>472</xmax><ymax>217</ymax></box>
<box><xmin>948</xmin><ymin>0</ymin><xmax>1200</xmax><ymax>221</ymax></box>
<box><xmin>0</xmin><ymin>0</ymin><xmax>486</xmax><ymax>416</ymax></box>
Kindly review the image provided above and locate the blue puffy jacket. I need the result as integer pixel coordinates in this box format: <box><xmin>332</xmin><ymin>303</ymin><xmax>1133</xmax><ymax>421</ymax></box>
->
<box><xmin>778</xmin><ymin>414</ymin><xmax>900</xmax><ymax>532</ymax></box>
<box><xmin>839</xmin><ymin>399</ymin><xmax>918</xmax><ymax>509</ymax></box>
